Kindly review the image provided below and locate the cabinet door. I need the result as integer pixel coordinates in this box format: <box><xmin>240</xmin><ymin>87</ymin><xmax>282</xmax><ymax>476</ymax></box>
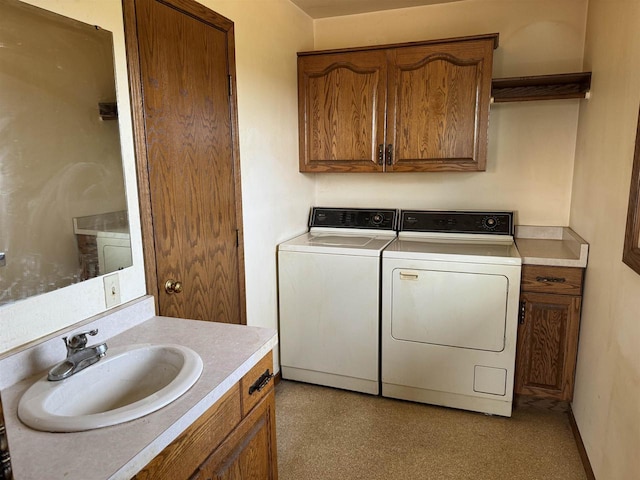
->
<box><xmin>386</xmin><ymin>38</ymin><xmax>494</xmax><ymax>172</ymax></box>
<box><xmin>515</xmin><ymin>292</ymin><xmax>581</xmax><ymax>401</ymax></box>
<box><xmin>298</xmin><ymin>50</ymin><xmax>387</xmax><ymax>172</ymax></box>
<box><xmin>195</xmin><ymin>390</ymin><xmax>278</xmax><ymax>480</ymax></box>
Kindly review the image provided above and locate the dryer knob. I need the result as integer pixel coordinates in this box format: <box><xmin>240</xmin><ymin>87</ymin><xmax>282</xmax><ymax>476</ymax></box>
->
<box><xmin>371</xmin><ymin>214</ymin><xmax>384</xmax><ymax>225</ymax></box>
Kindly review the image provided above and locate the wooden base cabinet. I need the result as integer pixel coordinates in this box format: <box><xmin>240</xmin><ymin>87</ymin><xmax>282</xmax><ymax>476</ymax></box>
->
<box><xmin>297</xmin><ymin>34</ymin><xmax>498</xmax><ymax>173</ymax></box>
<box><xmin>135</xmin><ymin>351</ymin><xmax>277</xmax><ymax>480</ymax></box>
<box><xmin>515</xmin><ymin>266</ymin><xmax>584</xmax><ymax>401</ymax></box>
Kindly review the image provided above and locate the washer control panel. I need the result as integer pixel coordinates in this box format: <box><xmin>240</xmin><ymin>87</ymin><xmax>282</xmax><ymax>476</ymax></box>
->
<box><xmin>400</xmin><ymin>210</ymin><xmax>514</xmax><ymax>235</ymax></box>
<box><xmin>309</xmin><ymin>207</ymin><xmax>398</xmax><ymax>230</ymax></box>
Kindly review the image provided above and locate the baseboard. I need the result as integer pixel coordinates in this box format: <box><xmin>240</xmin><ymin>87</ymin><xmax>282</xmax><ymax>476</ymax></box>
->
<box><xmin>569</xmin><ymin>406</ymin><xmax>596</xmax><ymax>480</ymax></box>
<box><xmin>274</xmin><ymin>370</ymin><xmax>282</xmax><ymax>386</ymax></box>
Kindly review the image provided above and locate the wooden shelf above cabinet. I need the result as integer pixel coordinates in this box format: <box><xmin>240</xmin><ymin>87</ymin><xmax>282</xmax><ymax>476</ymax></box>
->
<box><xmin>491</xmin><ymin>72</ymin><xmax>592</xmax><ymax>103</ymax></box>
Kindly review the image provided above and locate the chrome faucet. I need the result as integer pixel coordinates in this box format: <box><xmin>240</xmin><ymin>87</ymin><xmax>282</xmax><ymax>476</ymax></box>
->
<box><xmin>47</xmin><ymin>329</ymin><xmax>108</xmax><ymax>381</ymax></box>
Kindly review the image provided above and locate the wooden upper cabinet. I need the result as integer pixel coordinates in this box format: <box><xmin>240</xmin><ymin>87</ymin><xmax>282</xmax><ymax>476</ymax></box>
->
<box><xmin>298</xmin><ymin>50</ymin><xmax>387</xmax><ymax>172</ymax></box>
<box><xmin>298</xmin><ymin>34</ymin><xmax>498</xmax><ymax>173</ymax></box>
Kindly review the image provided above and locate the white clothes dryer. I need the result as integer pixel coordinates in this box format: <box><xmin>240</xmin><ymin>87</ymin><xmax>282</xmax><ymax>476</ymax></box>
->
<box><xmin>381</xmin><ymin>210</ymin><xmax>522</xmax><ymax>416</ymax></box>
<box><xmin>278</xmin><ymin>207</ymin><xmax>398</xmax><ymax>395</ymax></box>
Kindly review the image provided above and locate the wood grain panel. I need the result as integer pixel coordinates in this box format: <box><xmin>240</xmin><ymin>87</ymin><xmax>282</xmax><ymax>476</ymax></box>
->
<box><xmin>527</xmin><ymin>302</ymin><xmax>566</xmax><ymax>388</ymax></box>
<box><xmin>134</xmin><ymin>384</ymin><xmax>241</xmax><ymax>480</ymax></box>
<box><xmin>131</xmin><ymin>0</ymin><xmax>243</xmax><ymax>324</ymax></box>
<box><xmin>521</xmin><ymin>265</ymin><xmax>584</xmax><ymax>295</ymax></box>
<box><xmin>387</xmin><ymin>38</ymin><xmax>494</xmax><ymax>172</ymax></box>
<box><xmin>515</xmin><ymin>292</ymin><xmax>582</xmax><ymax>400</ymax></box>
<box><xmin>298</xmin><ymin>50</ymin><xmax>387</xmax><ymax>172</ymax></box>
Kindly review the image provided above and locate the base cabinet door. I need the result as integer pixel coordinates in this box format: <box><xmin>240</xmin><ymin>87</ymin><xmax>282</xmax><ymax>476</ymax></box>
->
<box><xmin>194</xmin><ymin>392</ymin><xmax>278</xmax><ymax>480</ymax></box>
<box><xmin>515</xmin><ymin>291</ymin><xmax>582</xmax><ymax>400</ymax></box>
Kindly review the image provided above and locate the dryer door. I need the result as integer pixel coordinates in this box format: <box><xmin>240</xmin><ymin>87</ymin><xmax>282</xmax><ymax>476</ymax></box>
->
<box><xmin>390</xmin><ymin>267</ymin><xmax>508</xmax><ymax>352</ymax></box>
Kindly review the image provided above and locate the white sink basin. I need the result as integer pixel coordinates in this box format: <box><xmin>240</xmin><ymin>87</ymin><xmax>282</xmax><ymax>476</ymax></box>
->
<box><xmin>18</xmin><ymin>344</ymin><xmax>203</xmax><ymax>432</ymax></box>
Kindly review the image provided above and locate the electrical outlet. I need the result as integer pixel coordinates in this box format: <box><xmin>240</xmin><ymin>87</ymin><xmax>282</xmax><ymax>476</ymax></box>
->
<box><xmin>103</xmin><ymin>273</ymin><xmax>121</xmax><ymax>308</ymax></box>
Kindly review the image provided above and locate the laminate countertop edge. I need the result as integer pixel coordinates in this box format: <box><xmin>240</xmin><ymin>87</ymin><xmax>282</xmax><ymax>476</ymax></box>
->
<box><xmin>0</xmin><ymin>298</ymin><xmax>278</xmax><ymax>480</ymax></box>
<box><xmin>515</xmin><ymin>226</ymin><xmax>589</xmax><ymax>268</ymax></box>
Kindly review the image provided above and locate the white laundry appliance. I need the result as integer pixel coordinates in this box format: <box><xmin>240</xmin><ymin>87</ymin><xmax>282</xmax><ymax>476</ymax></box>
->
<box><xmin>278</xmin><ymin>207</ymin><xmax>398</xmax><ymax>395</ymax></box>
<box><xmin>381</xmin><ymin>210</ymin><xmax>522</xmax><ymax>416</ymax></box>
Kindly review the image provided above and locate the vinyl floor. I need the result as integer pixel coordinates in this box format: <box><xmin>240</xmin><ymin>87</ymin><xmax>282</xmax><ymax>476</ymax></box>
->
<box><xmin>275</xmin><ymin>380</ymin><xmax>587</xmax><ymax>480</ymax></box>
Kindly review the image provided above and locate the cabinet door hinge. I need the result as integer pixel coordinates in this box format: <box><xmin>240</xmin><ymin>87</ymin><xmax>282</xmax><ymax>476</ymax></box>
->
<box><xmin>519</xmin><ymin>301</ymin><xmax>526</xmax><ymax>324</ymax></box>
<box><xmin>228</xmin><ymin>74</ymin><xmax>233</xmax><ymax>96</ymax></box>
<box><xmin>236</xmin><ymin>229</ymin><xmax>239</xmax><ymax>247</ymax></box>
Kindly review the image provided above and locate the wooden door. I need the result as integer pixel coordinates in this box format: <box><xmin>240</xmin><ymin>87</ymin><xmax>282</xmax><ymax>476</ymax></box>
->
<box><xmin>515</xmin><ymin>292</ymin><xmax>582</xmax><ymax>400</ymax></box>
<box><xmin>297</xmin><ymin>50</ymin><xmax>387</xmax><ymax>172</ymax></box>
<box><xmin>386</xmin><ymin>38</ymin><xmax>494</xmax><ymax>172</ymax></box>
<box><xmin>195</xmin><ymin>392</ymin><xmax>278</xmax><ymax>480</ymax></box>
<box><xmin>124</xmin><ymin>0</ymin><xmax>245</xmax><ymax>324</ymax></box>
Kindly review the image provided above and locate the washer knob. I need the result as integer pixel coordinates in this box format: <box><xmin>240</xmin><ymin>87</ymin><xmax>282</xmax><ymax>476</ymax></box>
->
<box><xmin>371</xmin><ymin>213</ymin><xmax>384</xmax><ymax>225</ymax></box>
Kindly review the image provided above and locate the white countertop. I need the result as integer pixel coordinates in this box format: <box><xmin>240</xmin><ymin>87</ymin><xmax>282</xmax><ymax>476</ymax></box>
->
<box><xmin>515</xmin><ymin>226</ymin><xmax>589</xmax><ymax>268</ymax></box>
<box><xmin>0</xmin><ymin>297</ymin><xmax>278</xmax><ymax>480</ymax></box>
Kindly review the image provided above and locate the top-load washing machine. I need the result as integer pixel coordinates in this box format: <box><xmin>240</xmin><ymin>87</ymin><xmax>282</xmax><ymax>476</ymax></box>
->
<box><xmin>381</xmin><ymin>210</ymin><xmax>522</xmax><ymax>416</ymax></box>
<box><xmin>278</xmin><ymin>207</ymin><xmax>398</xmax><ymax>395</ymax></box>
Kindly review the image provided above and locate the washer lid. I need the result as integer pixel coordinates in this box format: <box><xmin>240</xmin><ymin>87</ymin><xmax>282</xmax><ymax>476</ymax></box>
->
<box><xmin>383</xmin><ymin>235</ymin><xmax>521</xmax><ymax>265</ymax></box>
<box><xmin>279</xmin><ymin>230</ymin><xmax>397</xmax><ymax>256</ymax></box>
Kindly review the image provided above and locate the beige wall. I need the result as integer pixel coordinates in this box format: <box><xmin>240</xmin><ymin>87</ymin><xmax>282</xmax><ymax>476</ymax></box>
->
<box><xmin>312</xmin><ymin>0</ymin><xmax>587</xmax><ymax>226</ymax></box>
<box><xmin>570</xmin><ymin>0</ymin><xmax>640</xmax><ymax>478</ymax></box>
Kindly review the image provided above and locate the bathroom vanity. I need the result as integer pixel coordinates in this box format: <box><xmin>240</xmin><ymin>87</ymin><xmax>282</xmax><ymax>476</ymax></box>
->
<box><xmin>0</xmin><ymin>297</ymin><xmax>278</xmax><ymax>479</ymax></box>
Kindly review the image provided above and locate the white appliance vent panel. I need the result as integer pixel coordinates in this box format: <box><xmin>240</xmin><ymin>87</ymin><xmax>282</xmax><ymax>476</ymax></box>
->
<box><xmin>390</xmin><ymin>268</ymin><xmax>508</xmax><ymax>352</ymax></box>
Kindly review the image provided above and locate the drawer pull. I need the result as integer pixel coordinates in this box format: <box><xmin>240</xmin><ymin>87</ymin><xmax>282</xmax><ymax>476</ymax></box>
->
<box><xmin>248</xmin><ymin>369</ymin><xmax>274</xmax><ymax>395</ymax></box>
<box><xmin>536</xmin><ymin>276</ymin><xmax>566</xmax><ymax>283</ymax></box>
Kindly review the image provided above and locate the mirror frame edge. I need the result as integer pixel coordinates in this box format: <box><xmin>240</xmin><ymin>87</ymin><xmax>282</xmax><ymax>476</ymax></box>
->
<box><xmin>623</xmin><ymin>106</ymin><xmax>640</xmax><ymax>275</ymax></box>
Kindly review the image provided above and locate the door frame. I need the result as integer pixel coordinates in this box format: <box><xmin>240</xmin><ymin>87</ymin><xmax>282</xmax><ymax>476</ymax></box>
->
<box><xmin>122</xmin><ymin>0</ymin><xmax>247</xmax><ymax>324</ymax></box>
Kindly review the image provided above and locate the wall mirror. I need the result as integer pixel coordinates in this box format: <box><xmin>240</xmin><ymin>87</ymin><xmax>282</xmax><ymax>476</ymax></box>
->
<box><xmin>623</xmin><ymin>107</ymin><xmax>640</xmax><ymax>275</ymax></box>
<box><xmin>0</xmin><ymin>0</ymin><xmax>132</xmax><ymax>307</ymax></box>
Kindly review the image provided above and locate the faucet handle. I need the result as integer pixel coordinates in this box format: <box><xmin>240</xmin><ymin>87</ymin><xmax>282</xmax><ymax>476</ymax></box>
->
<box><xmin>64</xmin><ymin>329</ymin><xmax>99</xmax><ymax>351</ymax></box>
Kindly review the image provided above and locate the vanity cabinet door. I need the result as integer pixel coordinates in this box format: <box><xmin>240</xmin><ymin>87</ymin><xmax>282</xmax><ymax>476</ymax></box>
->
<box><xmin>195</xmin><ymin>390</ymin><xmax>278</xmax><ymax>480</ymax></box>
<box><xmin>298</xmin><ymin>50</ymin><xmax>388</xmax><ymax>172</ymax></box>
<box><xmin>386</xmin><ymin>38</ymin><xmax>494</xmax><ymax>172</ymax></box>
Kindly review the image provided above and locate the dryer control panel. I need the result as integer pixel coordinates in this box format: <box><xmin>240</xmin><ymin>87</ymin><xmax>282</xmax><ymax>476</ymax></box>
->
<box><xmin>309</xmin><ymin>207</ymin><xmax>398</xmax><ymax>230</ymax></box>
<box><xmin>400</xmin><ymin>210</ymin><xmax>514</xmax><ymax>235</ymax></box>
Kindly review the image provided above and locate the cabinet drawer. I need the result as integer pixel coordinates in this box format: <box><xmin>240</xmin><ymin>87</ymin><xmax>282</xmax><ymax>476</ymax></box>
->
<box><xmin>240</xmin><ymin>350</ymin><xmax>275</xmax><ymax>417</ymax></box>
<box><xmin>521</xmin><ymin>265</ymin><xmax>584</xmax><ymax>295</ymax></box>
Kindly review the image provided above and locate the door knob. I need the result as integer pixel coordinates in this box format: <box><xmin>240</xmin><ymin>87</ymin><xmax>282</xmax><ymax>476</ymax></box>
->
<box><xmin>165</xmin><ymin>279</ymin><xmax>183</xmax><ymax>294</ymax></box>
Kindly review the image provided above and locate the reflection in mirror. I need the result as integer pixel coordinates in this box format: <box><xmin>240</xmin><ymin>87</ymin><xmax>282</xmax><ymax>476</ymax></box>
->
<box><xmin>0</xmin><ymin>0</ymin><xmax>132</xmax><ymax>306</ymax></box>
